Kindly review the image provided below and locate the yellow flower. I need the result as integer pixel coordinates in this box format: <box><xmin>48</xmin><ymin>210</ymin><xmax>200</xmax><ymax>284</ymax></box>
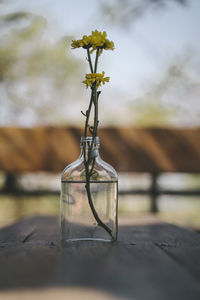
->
<box><xmin>71</xmin><ymin>30</ymin><xmax>114</xmax><ymax>55</ymax></box>
<box><xmin>90</xmin><ymin>30</ymin><xmax>114</xmax><ymax>55</ymax></box>
<box><xmin>71</xmin><ymin>34</ymin><xmax>92</xmax><ymax>49</ymax></box>
<box><xmin>82</xmin><ymin>72</ymin><xmax>110</xmax><ymax>88</ymax></box>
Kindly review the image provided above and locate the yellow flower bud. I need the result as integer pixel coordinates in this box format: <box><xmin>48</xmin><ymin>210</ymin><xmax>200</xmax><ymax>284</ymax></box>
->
<box><xmin>82</xmin><ymin>72</ymin><xmax>110</xmax><ymax>89</ymax></box>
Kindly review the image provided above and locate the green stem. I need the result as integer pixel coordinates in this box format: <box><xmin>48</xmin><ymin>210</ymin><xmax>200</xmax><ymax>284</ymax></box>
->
<box><xmin>85</xmin><ymin>179</ymin><xmax>113</xmax><ymax>238</ymax></box>
<box><xmin>87</xmin><ymin>48</ymin><xmax>93</xmax><ymax>73</ymax></box>
<box><xmin>82</xmin><ymin>48</ymin><xmax>113</xmax><ymax>240</ymax></box>
<box><xmin>89</xmin><ymin>158</ymin><xmax>95</xmax><ymax>176</ymax></box>
<box><xmin>84</xmin><ymin>92</ymin><xmax>93</xmax><ymax>137</ymax></box>
<box><xmin>94</xmin><ymin>48</ymin><xmax>99</xmax><ymax>73</ymax></box>
<box><xmin>88</xmin><ymin>90</ymin><xmax>100</xmax><ymax>175</ymax></box>
<box><xmin>92</xmin><ymin>84</ymin><xmax>99</xmax><ymax>139</ymax></box>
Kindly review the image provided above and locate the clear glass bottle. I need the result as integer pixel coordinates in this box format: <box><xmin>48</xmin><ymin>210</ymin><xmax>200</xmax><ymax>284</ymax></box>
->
<box><xmin>60</xmin><ymin>136</ymin><xmax>118</xmax><ymax>242</ymax></box>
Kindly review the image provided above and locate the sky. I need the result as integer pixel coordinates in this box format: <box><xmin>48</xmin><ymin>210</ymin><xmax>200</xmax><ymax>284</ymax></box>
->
<box><xmin>1</xmin><ymin>0</ymin><xmax>200</xmax><ymax>126</ymax></box>
<box><xmin>9</xmin><ymin>0</ymin><xmax>199</xmax><ymax>91</ymax></box>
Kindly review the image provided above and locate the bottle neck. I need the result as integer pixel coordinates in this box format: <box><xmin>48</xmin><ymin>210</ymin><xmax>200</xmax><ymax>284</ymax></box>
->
<box><xmin>80</xmin><ymin>136</ymin><xmax>100</xmax><ymax>160</ymax></box>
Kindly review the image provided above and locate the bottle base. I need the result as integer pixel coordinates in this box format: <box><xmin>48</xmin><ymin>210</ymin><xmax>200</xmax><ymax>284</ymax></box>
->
<box><xmin>61</xmin><ymin>237</ymin><xmax>115</xmax><ymax>243</ymax></box>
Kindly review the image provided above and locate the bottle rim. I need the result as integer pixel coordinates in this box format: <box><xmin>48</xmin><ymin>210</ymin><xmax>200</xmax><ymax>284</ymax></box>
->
<box><xmin>81</xmin><ymin>136</ymin><xmax>99</xmax><ymax>142</ymax></box>
<box><xmin>80</xmin><ymin>136</ymin><xmax>100</xmax><ymax>148</ymax></box>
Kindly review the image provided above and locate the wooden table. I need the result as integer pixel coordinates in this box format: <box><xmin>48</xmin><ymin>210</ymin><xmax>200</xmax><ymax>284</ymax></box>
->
<box><xmin>0</xmin><ymin>215</ymin><xmax>200</xmax><ymax>300</ymax></box>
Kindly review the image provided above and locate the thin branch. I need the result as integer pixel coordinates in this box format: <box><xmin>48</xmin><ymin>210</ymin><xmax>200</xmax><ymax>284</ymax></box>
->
<box><xmin>87</xmin><ymin>48</ymin><xmax>94</xmax><ymax>73</ymax></box>
<box><xmin>84</xmin><ymin>92</ymin><xmax>93</xmax><ymax>137</ymax></box>
<box><xmin>83</xmin><ymin>47</ymin><xmax>113</xmax><ymax>240</ymax></box>
<box><xmin>94</xmin><ymin>48</ymin><xmax>100</xmax><ymax>73</ymax></box>
<box><xmin>81</xmin><ymin>110</ymin><xmax>86</xmax><ymax>117</ymax></box>
<box><xmin>85</xmin><ymin>179</ymin><xmax>113</xmax><ymax>238</ymax></box>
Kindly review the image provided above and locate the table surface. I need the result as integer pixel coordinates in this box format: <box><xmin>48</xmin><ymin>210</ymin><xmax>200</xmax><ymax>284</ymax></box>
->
<box><xmin>0</xmin><ymin>215</ymin><xmax>200</xmax><ymax>300</ymax></box>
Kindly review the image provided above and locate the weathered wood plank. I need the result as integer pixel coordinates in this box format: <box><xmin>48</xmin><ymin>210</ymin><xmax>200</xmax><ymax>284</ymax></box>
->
<box><xmin>1</xmin><ymin>215</ymin><xmax>200</xmax><ymax>247</ymax></box>
<box><xmin>57</xmin><ymin>242</ymin><xmax>200</xmax><ymax>300</ymax></box>
<box><xmin>0</xmin><ymin>127</ymin><xmax>200</xmax><ymax>173</ymax></box>
<box><xmin>161</xmin><ymin>246</ymin><xmax>200</xmax><ymax>282</ymax></box>
<box><xmin>0</xmin><ymin>239</ymin><xmax>200</xmax><ymax>299</ymax></box>
<box><xmin>0</xmin><ymin>243</ymin><xmax>59</xmax><ymax>288</ymax></box>
<box><xmin>0</xmin><ymin>216</ymin><xmax>200</xmax><ymax>299</ymax></box>
<box><xmin>0</xmin><ymin>216</ymin><xmax>59</xmax><ymax>243</ymax></box>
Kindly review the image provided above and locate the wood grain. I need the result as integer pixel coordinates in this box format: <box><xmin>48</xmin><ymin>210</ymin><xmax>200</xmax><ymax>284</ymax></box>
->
<box><xmin>0</xmin><ymin>216</ymin><xmax>200</xmax><ymax>300</ymax></box>
<box><xmin>0</xmin><ymin>127</ymin><xmax>200</xmax><ymax>173</ymax></box>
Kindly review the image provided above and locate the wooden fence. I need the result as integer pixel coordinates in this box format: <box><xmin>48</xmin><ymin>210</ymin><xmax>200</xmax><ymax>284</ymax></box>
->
<box><xmin>0</xmin><ymin>127</ymin><xmax>200</xmax><ymax>212</ymax></box>
<box><xmin>0</xmin><ymin>126</ymin><xmax>200</xmax><ymax>173</ymax></box>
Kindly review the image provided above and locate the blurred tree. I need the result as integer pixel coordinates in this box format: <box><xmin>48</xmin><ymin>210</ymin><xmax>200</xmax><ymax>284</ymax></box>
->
<box><xmin>130</xmin><ymin>52</ymin><xmax>200</xmax><ymax>126</ymax></box>
<box><xmin>101</xmin><ymin>0</ymin><xmax>188</xmax><ymax>27</ymax></box>
<box><xmin>100</xmin><ymin>0</ymin><xmax>200</xmax><ymax>127</ymax></box>
<box><xmin>131</xmin><ymin>101</ymin><xmax>175</xmax><ymax>127</ymax></box>
<box><xmin>0</xmin><ymin>10</ymin><xmax>83</xmax><ymax>125</ymax></box>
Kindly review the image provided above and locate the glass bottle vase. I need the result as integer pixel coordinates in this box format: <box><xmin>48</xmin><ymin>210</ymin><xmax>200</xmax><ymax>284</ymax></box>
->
<box><xmin>60</xmin><ymin>136</ymin><xmax>118</xmax><ymax>242</ymax></box>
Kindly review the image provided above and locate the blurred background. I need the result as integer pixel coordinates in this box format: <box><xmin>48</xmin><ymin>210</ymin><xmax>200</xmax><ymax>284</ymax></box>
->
<box><xmin>0</xmin><ymin>0</ymin><xmax>200</xmax><ymax>230</ymax></box>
